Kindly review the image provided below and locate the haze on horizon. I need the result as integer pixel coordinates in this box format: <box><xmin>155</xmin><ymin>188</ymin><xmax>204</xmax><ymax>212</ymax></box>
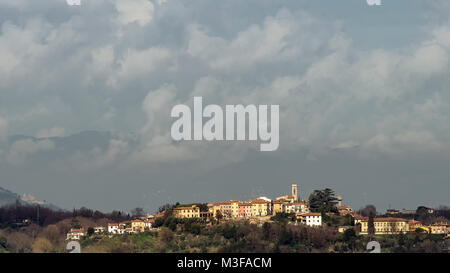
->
<box><xmin>0</xmin><ymin>0</ymin><xmax>449</xmax><ymax>213</ymax></box>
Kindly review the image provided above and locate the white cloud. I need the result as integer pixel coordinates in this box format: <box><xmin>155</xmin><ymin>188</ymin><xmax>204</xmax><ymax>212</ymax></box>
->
<box><xmin>0</xmin><ymin>116</ymin><xmax>8</xmax><ymax>140</ymax></box>
<box><xmin>116</xmin><ymin>0</ymin><xmax>155</xmax><ymax>26</ymax></box>
<box><xmin>187</xmin><ymin>9</ymin><xmax>319</xmax><ymax>73</ymax></box>
<box><xmin>7</xmin><ymin>139</ymin><xmax>55</xmax><ymax>165</ymax></box>
<box><xmin>36</xmin><ymin>127</ymin><xmax>66</xmax><ymax>138</ymax></box>
<box><xmin>108</xmin><ymin>47</ymin><xmax>173</xmax><ymax>88</ymax></box>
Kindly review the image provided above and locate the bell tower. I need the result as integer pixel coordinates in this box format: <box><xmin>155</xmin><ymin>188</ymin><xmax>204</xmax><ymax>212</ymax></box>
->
<box><xmin>291</xmin><ymin>184</ymin><xmax>298</xmax><ymax>201</ymax></box>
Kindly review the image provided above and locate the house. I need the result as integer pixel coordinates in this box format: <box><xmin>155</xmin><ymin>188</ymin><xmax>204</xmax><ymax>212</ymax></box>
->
<box><xmin>386</xmin><ymin>209</ymin><xmax>400</xmax><ymax>215</ymax></box>
<box><xmin>408</xmin><ymin>220</ymin><xmax>423</xmax><ymax>232</ymax></box>
<box><xmin>272</xmin><ymin>200</ymin><xmax>286</xmax><ymax>215</ymax></box>
<box><xmin>251</xmin><ymin>199</ymin><xmax>271</xmax><ymax>216</ymax></box>
<box><xmin>337</xmin><ymin>205</ymin><xmax>353</xmax><ymax>216</ymax></box>
<box><xmin>94</xmin><ymin>226</ymin><xmax>105</xmax><ymax>234</ymax></box>
<box><xmin>173</xmin><ymin>205</ymin><xmax>200</xmax><ymax>219</ymax></box>
<box><xmin>359</xmin><ymin>218</ymin><xmax>409</xmax><ymax>234</ymax></box>
<box><xmin>401</xmin><ymin>208</ymin><xmax>416</xmax><ymax>215</ymax></box>
<box><xmin>212</xmin><ymin>202</ymin><xmax>232</xmax><ymax>218</ymax></box>
<box><xmin>430</xmin><ymin>223</ymin><xmax>448</xmax><ymax>234</ymax></box>
<box><xmin>231</xmin><ymin>200</ymin><xmax>240</xmax><ymax>218</ymax></box>
<box><xmin>66</xmin><ymin>228</ymin><xmax>85</xmax><ymax>240</ymax></box>
<box><xmin>131</xmin><ymin>219</ymin><xmax>146</xmax><ymax>233</ymax></box>
<box><xmin>200</xmin><ymin>211</ymin><xmax>213</xmax><ymax>220</ymax></box>
<box><xmin>108</xmin><ymin>222</ymin><xmax>128</xmax><ymax>234</ymax></box>
<box><xmin>303</xmin><ymin>213</ymin><xmax>322</xmax><ymax>227</ymax></box>
<box><xmin>131</xmin><ymin>219</ymin><xmax>153</xmax><ymax>233</ymax></box>
<box><xmin>238</xmin><ymin>202</ymin><xmax>253</xmax><ymax>218</ymax></box>
<box><xmin>285</xmin><ymin>201</ymin><xmax>309</xmax><ymax>214</ymax></box>
<box><xmin>108</xmin><ymin>223</ymin><xmax>119</xmax><ymax>234</ymax></box>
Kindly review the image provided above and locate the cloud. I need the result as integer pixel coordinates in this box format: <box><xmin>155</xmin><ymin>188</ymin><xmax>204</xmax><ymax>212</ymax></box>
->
<box><xmin>187</xmin><ymin>8</ymin><xmax>325</xmax><ymax>73</ymax></box>
<box><xmin>36</xmin><ymin>127</ymin><xmax>66</xmax><ymax>138</ymax></box>
<box><xmin>1</xmin><ymin>2</ymin><xmax>450</xmax><ymax>162</ymax></box>
<box><xmin>116</xmin><ymin>0</ymin><xmax>155</xmax><ymax>26</ymax></box>
<box><xmin>0</xmin><ymin>116</ymin><xmax>8</xmax><ymax>140</ymax></box>
<box><xmin>107</xmin><ymin>47</ymin><xmax>174</xmax><ymax>88</ymax></box>
<box><xmin>7</xmin><ymin>139</ymin><xmax>55</xmax><ymax>165</ymax></box>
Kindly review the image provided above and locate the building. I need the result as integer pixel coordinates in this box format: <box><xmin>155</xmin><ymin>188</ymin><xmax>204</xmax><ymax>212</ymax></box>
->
<box><xmin>94</xmin><ymin>226</ymin><xmax>105</xmax><ymax>234</ymax></box>
<box><xmin>303</xmin><ymin>213</ymin><xmax>322</xmax><ymax>227</ymax></box>
<box><xmin>337</xmin><ymin>205</ymin><xmax>353</xmax><ymax>216</ymax></box>
<box><xmin>108</xmin><ymin>223</ymin><xmax>119</xmax><ymax>234</ymax></box>
<box><xmin>251</xmin><ymin>199</ymin><xmax>271</xmax><ymax>216</ymax></box>
<box><xmin>108</xmin><ymin>223</ymin><xmax>128</xmax><ymax>234</ymax></box>
<box><xmin>285</xmin><ymin>201</ymin><xmax>310</xmax><ymax>214</ymax></box>
<box><xmin>276</xmin><ymin>184</ymin><xmax>299</xmax><ymax>203</ymax></box>
<box><xmin>231</xmin><ymin>200</ymin><xmax>240</xmax><ymax>218</ymax></box>
<box><xmin>291</xmin><ymin>184</ymin><xmax>298</xmax><ymax>201</ymax></box>
<box><xmin>66</xmin><ymin>228</ymin><xmax>85</xmax><ymax>240</ymax></box>
<box><xmin>430</xmin><ymin>223</ymin><xmax>448</xmax><ymax>234</ymax></box>
<box><xmin>200</xmin><ymin>211</ymin><xmax>213</xmax><ymax>220</ymax></box>
<box><xmin>408</xmin><ymin>220</ymin><xmax>423</xmax><ymax>232</ymax></box>
<box><xmin>272</xmin><ymin>200</ymin><xmax>286</xmax><ymax>214</ymax></box>
<box><xmin>238</xmin><ymin>202</ymin><xmax>253</xmax><ymax>218</ymax></box>
<box><xmin>212</xmin><ymin>202</ymin><xmax>232</xmax><ymax>218</ymax></box>
<box><xmin>386</xmin><ymin>209</ymin><xmax>400</xmax><ymax>215</ymax></box>
<box><xmin>359</xmin><ymin>218</ymin><xmax>409</xmax><ymax>234</ymax></box>
<box><xmin>173</xmin><ymin>205</ymin><xmax>200</xmax><ymax>219</ymax></box>
<box><xmin>401</xmin><ymin>208</ymin><xmax>416</xmax><ymax>215</ymax></box>
<box><xmin>131</xmin><ymin>219</ymin><xmax>152</xmax><ymax>233</ymax></box>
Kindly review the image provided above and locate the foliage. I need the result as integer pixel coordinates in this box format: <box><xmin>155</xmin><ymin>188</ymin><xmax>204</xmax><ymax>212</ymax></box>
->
<box><xmin>308</xmin><ymin>188</ymin><xmax>338</xmax><ymax>213</ymax></box>
<box><xmin>32</xmin><ymin>237</ymin><xmax>53</xmax><ymax>253</ymax></box>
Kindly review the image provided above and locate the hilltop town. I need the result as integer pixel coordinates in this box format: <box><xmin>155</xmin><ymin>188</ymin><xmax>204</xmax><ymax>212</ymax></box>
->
<box><xmin>64</xmin><ymin>184</ymin><xmax>449</xmax><ymax>241</ymax></box>
<box><xmin>0</xmin><ymin>184</ymin><xmax>448</xmax><ymax>253</ymax></box>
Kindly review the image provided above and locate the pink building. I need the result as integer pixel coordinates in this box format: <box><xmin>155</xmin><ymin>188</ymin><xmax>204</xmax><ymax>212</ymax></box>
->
<box><xmin>238</xmin><ymin>202</ymin><xmax>252</xmax><ymax>218</ymax></box>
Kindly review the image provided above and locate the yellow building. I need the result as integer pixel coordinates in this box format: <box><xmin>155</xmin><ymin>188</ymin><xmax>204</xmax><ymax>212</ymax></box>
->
<box><xmin>230</xmin><ymin>200</ymin><xmax>240</xmax><ymax>218</ymax></box>
<box><xmin>251</xmin><ymin>199</ymin><xmax>271</xmax><ymax>216</ymax></box>
<box><xmin>430</xmin><ymin>223</ymin><xmax>448</xmax><ymax>234</ymax></box>
<box><xmin>211</xmin><ymin>202</ymin><xmax>232</xmax><ymax>218</ymax></box>
<box><xmin>273</xmin><ymin>200</ymin><xmax>286</xmax><ymax>214</ymax></box>
<box><xmin>359</xmin><ymin>217</ymin><xmax>409</xmax><ymax>234</ymax></box>
<box><xmin>173</xmin><ymin>205</ymin><xmax>200</xmax><ymax>218</ymax></box>
<box><xmin>131</xmin><ymin>219</ymin><xmax>152</xmax><ymax>233</ymax></box>
<box><xmin>131</xmin><ymin>219</ymin><xmax>145</xmax><ymax>233</ymax></box>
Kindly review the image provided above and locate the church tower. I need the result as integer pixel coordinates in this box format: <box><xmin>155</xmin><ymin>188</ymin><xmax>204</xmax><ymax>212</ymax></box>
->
<box><xmin>292</xmin><ymin>184</ymin><xmax>298</xmax><ymax>201</ymax></box>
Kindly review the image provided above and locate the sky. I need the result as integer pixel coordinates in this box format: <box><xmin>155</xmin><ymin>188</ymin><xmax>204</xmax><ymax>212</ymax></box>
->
<box><xmin>0</xmin><ymin>0</ymin><xmax>449</xmax><ymax>213</ymax></box>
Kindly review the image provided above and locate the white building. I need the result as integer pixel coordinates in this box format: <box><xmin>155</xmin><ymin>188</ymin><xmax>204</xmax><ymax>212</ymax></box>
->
<box><xmin>66</xmin><ymin>228</ymin><xmax>85</xmax><ymax>240</ymax></box>
<box><xmin>304</xmin><ymin>213</ymin><xmax>322</xmax><ymax>227</ymax></box>
<box><xmin>108</xmin><ymin>223</ymin><xmax>119</xmax><ymax>234</ymax></box>
<box><xmin>285</xmin><ymin>202</ymin><xmax>310</xmax><ymax>214</ymax></box>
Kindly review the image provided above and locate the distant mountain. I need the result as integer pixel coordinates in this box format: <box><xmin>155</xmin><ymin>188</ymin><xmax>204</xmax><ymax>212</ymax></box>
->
<box><xmin>7</xmin><ymin>130</ymin><xmax>138</xmax><ymax>159</ymax></box>
<box><xmin>0</xmin><ymin>187</ymin><xmax>22</xmax><ymax>207</ymax></box>
<box><xmin>0</xmin><ymin>186</ymin><xmax>61</xmax><ymax>211</ymax></box>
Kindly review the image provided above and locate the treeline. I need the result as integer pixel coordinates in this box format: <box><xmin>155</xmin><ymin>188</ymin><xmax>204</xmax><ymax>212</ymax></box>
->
<box><xmin>0</xmin><ymin>201</ymin><xmax>130</xmax><ymax>228</ymax></box>
<box><xmin>142</xmin><ymin>217</ymin><xmax>447</xmax><ymax>253</ymax></box>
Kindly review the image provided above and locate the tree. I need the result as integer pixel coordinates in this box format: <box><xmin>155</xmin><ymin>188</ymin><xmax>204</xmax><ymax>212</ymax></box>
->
<box><xmin>215</xmin><ymin>210</ymin><xmax>223</xmax><ymax>221</ymax></box>
<box><xmin>358</xmin><ymin>205</ymin><xmax>377</xmax><ymax>217</ymax></box>
<box><xmin>0</xmin><ymin>237</ymin><xmax>8</xmax><ymax>252</ymax></box>
<box><xmin>131</xmin><ymin>207</ymin><xmax>145</xmax><ymax>218</ymax></box>
<box><xmin>87</xmin><ymin>227</ymin><xmax>95</xmax><ymax>237</ymax></box>
<box><xmin>308</xmin><ymin>188</ymin><xmax>338</xmax><ymax>213</ymax></box>
<box><xmin>342</xmin><ymin>228</ymin><xmax>357</xmax><ymax>250</ymax></box>
<box><xmin>32</xmin><ymin>237</ymin><xmax>53</xmax><ymax>253</ymax></box>
<box><xmin>368</xmin><ymin>211</ymin><xmax>375</xmax><ymax>239</ymax></box>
